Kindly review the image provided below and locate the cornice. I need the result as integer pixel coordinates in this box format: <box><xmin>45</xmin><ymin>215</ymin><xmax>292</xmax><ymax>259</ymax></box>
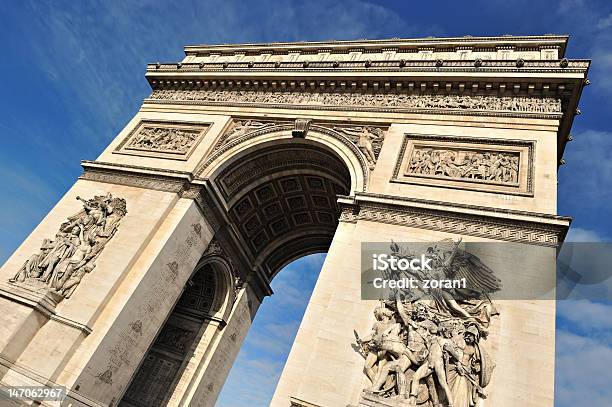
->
<box><xmin>146</xmin><ymin>59</ymin><xmax>589</xmax><ymax>77</ymax></box>
<box><xmin>184</xmin><ymin>35</ymin><xmax>569</xmax><ymax>57</ymax></box>
<box><xmin>339</xmin><ymin>192</ymin><xmax>571</xmax><ymax>246</ymax></box>
<box><xmin>80</xmin><ymin>160</ymin><xmax>192</xmax><ymax>193</ymax></box>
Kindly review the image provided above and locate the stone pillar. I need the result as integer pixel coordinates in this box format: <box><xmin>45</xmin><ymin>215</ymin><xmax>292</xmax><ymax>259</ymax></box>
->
<box><xmin>0</xmin><ymin>180</ymin><xmax>216</xmax><ymax>406</ymax></box>
<box><xmin>272</xmin><ymin>120</ymin><xmax>568</xmax><ymax>407</ymax></box>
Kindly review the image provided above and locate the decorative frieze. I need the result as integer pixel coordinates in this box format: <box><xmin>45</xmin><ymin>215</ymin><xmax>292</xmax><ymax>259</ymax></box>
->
<box><xmin>350</xmin><ymin>202</ymin><xmax>563</xmax><ymax>246</ymax></box>
<box><xmin>393</xmin><ymin>134</ymin><xmax>534</xmax><ymax>195</ymax></box>
<box><xmin>115</xmin><ymin>120</ymin><xmax>210</xmax><ymax>160</ymax></box>
<box><xmin>148</xmin><ymin>89</ymin><xmax>561</xmax><ymax>116</ymax></box>
<box><xmin>80</xmin><ymin>161</ymin><xmax>191</xmax><ymax>193</ymax></box>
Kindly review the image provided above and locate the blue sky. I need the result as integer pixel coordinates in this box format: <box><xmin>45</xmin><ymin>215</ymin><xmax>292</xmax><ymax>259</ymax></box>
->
<box><xmin>0</xmin><ymin>1</ymin><xmax>611</xmax><ymax>406</ymax></box>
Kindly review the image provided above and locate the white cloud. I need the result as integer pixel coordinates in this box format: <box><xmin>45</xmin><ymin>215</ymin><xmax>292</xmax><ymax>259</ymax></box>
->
<box><xmin>558</xmin><ymin>0</ymin><xmax>586</xmax><ymax>13</ymax></box>
<box><xmin>556</xmin><ymin>329</ymin><xmax>612</xmax><ymax>406</ymax></box>
<box><xmin>566</xmin><ymin>227</ymin><xmax>606</xmax><ymax>242</ymax></box>
<box><xmin>558</xmin><ymin>300</ymin><xmax>612</xmax><ymax>331</ymax></box>
<box><xmin>598</xmin><ymin>13</ymin><xmax>612</xmax><ymax>29</ymax></box>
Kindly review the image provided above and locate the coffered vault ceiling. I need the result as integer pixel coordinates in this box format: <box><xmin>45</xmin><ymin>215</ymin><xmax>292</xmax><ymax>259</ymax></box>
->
<box><xmin>213</xmin><ymin>143</ymin><xmax>351</xmax><ymax>277</ymax></box>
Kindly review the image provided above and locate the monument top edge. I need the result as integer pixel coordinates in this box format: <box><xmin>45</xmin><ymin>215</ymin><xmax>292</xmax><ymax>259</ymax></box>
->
<box><xmin>184</xmin><ymin>34</ymin><xmax>570</xmax><ymax>56</ymax></box>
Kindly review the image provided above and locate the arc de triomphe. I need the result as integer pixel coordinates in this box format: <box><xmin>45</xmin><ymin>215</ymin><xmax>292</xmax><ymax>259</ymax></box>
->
<box><xmin>0</xmin><ymin>36</ymin><xmax>588</xmax><ymax>407</ymax></box>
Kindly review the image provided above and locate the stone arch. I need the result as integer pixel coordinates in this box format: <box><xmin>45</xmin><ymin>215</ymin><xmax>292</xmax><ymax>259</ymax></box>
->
<box><xmin>120</xmin><ymin>255</ymin><xmax>235</xmax><ymax>407</ymax></box>
<box><xmin>197</xmin><ymin>123</ymin><xmax>369</xmax><ymax>194</ymax></box>
<box><xmin>205</xmin><ymin>133</ymin><xmax>355</xmax><ymax>278</ymax></box>
<box><xmin>192</xmin><ymin>242</ymin><xmax>239</xmax><ymax>323</ymax></box>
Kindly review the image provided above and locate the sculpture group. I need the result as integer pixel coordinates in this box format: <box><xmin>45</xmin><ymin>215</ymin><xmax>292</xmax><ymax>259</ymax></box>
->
<box><xmin>355</xmin><ymin>239</ymin><xmax>501</xmax><ymax>407</ymax></box>
<box><xmin>9</xmin><ymin>194</ymin><xmax>126</xmax><ymax>299</ymax></box>
<box><xmin>408</xmin><ymin>148</ymin><xmax>519</xmax><ymax>184</ymax></box>
<box><xmin>127</xmin><ymin>127</ymin><xmax>200</xmax><ymax>154</ymax></box>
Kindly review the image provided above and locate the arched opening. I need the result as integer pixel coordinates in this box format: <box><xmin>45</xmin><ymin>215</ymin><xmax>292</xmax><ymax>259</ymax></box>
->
<box><xmin>122</xmin><ymin>131</ymin><xmax>360</xmax><ymax>406</ymax></box>
<box><xmin>120</xmin><ymin>260</ymin><xmax>231</xmax><ymax>407</ymax></box>
<box><xmin>216</xmin><ymin>253</ymin><xmax>326</xmax><ymax>406</ymax></box>
<box><xmin>209</xmin><ymin>136</ymin><xmax>353</xmax><ymax>277</ymax></box>
<box><xmin>205</xmin><ymin>134</ymin><xmax>356</xmax><ymax>404</ymax></box>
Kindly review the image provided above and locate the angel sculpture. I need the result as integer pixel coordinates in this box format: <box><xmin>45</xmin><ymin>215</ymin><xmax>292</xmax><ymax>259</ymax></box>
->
<box><xmin>354</xmin><ymin>239</ymin><xmax>499</xmax><ymax>406</ymax></box>
<box><xmin>390</xmin><ymin>238</ymin><xmax>501</xmax><ymax>330</ymax></box>
<box><xmin>334</xmin><ymin>127</ymin><xmax>385</xmax><ymax>169</ymax></box>
<box><xmin>223</xmin><ymin>120</ymin><xmax>272</xmax><ymax>144</ymax></box>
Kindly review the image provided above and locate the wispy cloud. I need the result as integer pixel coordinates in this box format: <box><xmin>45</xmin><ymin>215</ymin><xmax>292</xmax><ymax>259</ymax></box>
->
<box><xmin>556</xmin><ymin>300</ymin><xmax>612</xmax><ymax>407</ymax></box>
<box><xmin>566</xmin><ymin>227</ymin><xmax>607</xmax><ymax>242</ymax></box>
<box><xmin>598</xmin><ymin>13</ymin><xmax>612</xmax><ymax>29</ymax></box>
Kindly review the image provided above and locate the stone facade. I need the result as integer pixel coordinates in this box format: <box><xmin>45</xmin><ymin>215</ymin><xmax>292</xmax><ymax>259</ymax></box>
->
<box><xmin>0</xmin><ymin>35</ymin><xmax>588</xmax><ymax>407</ymax></box>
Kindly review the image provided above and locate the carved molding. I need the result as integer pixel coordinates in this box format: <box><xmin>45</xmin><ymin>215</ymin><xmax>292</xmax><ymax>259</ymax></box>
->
<box><xmin>150</xmin><ymin>57</ymin><xmax>589</xmax><ymax>77</ymax></box>
<box><xmin>114</xmin><ymin>120</ymin><xmax>210</xmax><ymax>160</ymax></box>
<box><xmin>292</xmin><ymin>118</ymin><xmax>312</xmax><ymax>138</ymax></box>
<box><xmin>392</xmin><ymin>134</ymin><xmax>535</xmax><ymax>196</ymax></box>
<box><xmin>342</xmin><ymin>200</ymin><xmax>566</xmax><ymax>246</ymax></box>
<box><xmin>148</xmin><ymin>89</ymin><xmax>562</xmax><ymax>118</ymax></box>
<box><xmin>289</xmin><ymin>397</ymin><xmax>322</xmax><ymax>407</ymax></box>
<box><xmin>339</xmin><ymin>206</ymin><xmax>359</xmax><ymax>224</ymax></box>
<box><xmin>80</xmin><ymin>161</ymin><xmax>191</xmax><ymax>193</ymax></box>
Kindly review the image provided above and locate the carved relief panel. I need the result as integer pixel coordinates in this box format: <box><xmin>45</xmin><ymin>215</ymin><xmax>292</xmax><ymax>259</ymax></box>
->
<box><xmin>392</xmin><ymin>134</ymin><xmax>535</xmax><ymax>195</ymax></box>
<box><xmin>115</xmin><ymin>120</ymin><xmax>211</xmax><ymax>160</ymax></box>
<box><xmin>8</xmin><ymin>193</ymin><xmax>127</xmax><ymax>300</ymax></box>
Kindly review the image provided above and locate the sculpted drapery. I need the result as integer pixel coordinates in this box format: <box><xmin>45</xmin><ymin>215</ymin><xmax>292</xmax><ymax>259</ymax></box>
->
<box><xmin>9</xmin><ymin>193</ymin><xmax>126</xmax><ymax>299</ymax></box>
<box><xmin>354</xmin><ymin>239</ymin><xmax>499</xmax><ymax>406</ymax></box>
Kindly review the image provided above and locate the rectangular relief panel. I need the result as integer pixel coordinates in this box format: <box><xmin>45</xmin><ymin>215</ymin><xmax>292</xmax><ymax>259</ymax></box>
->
<box><xmin>114</xmin><ymin>120</ymin><xmax>211</xmax><ymax>160</ymax></box>
<box><xmin>392</xmin><ymin>134</ymin><xmax>535</xmax><ymax>196</ymax></box>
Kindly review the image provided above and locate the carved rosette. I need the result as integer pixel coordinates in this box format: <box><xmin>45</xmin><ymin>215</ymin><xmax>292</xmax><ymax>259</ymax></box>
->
<box><xmin>8</xmin><ymin>193</ymin><xmax>127</xmax><ymax>299</ymax></box>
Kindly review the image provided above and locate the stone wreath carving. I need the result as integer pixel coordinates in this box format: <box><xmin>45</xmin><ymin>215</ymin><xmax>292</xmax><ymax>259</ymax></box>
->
<box><xmin>149</xmin><ymin>89</ymin><xmax>561</xmax><ymax>114</ymax></box>
<box><xmin>9</xmin><ymin>194</ymin><xmax>127</xmax><ymax>299</ymax></box>
<box><xmin>354</xmin><ymin>239</ymin><xmax>499</xmax><ymax>407</ymax></box>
